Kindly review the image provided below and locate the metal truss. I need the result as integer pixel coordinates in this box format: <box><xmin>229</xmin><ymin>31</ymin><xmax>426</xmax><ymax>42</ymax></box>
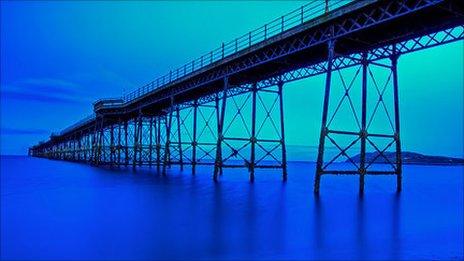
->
<box><xmin>79</xmin><ymin>115</ymin><xmax>170</xmax><ymax>170</ymax></box>
<box><xmin>212</xmin><ymin>78</ymin><xmax>288</xmax><ymax>181</ymax></box>
<box><xmin>261</xmin><ymin>26</ymin><xmax>464</xmax><ymax>88</ymax></box>
<box><xmin>32</xmin><ymin>24</ymin><xmax>463</xmax><ymax>145</ymax></box>
<box><xmin>313</xmin><ymin>39</ymin><xmax>403</xmax><ymax>194</ymax></box>
<box><xmin>29</xmin><ymin>11</ymin><xmax>463</xmax><ymax>191</ymax></box>
<box><xmin>29</xmin><ymin>25</ymin><xmax>463</xmax><ymax>186</ymax></box>
<box><xmin>174</xmin><ymin>97</ymin><xmax>219</xmax><ymax>174</ymax></box>
<box><xmin>132</xmin><ymin>0</ymin><xmax>448</xmax><ymax>113</ymax></box>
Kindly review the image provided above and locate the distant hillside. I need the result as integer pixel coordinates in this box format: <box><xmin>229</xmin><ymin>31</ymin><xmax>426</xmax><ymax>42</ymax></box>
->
<box><xmin>347</xmin><ymin>151</ymin><xmax>464</xmax><ymax>165</ymax></box>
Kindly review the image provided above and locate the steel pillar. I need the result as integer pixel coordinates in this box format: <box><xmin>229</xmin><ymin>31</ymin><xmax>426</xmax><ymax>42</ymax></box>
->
<box><xmin>215</xmin><ymin>94</ymin><xmax>223</xmax><ymax>176</ymax></box>
<box><xmin>278</xmin><ymin>81</ymin><xmax>288</xmax><ymax>181</ymax></box>
<box><xmin>250</xmin><ymin>82</ymin><xmax>257</xmax><ymax>182</ymax></box>
<box><xmin>133</xmin><ymin>113</ymin><xmax>142</xmax><ymax>170</ymax></box>
<box><xmin>360</xmin><ymin>52</ymin><xmax>368</xmax><ymax>194</ymax></box>
<box><xmin>156</xmin><ymin>117</ymin><xmax>162</xmax><ymax>169</ymax></box>
<box><xmin>90</xmin><ymin>121</ymin><xmax>97</xmax><ymax>164</ymax></box>
<box><xmin>77</xmin><ymin>133</ymin><xmax>81</xmax><ymax>161</ymax></box>
<box><xmin>214</xmin><ymin>77</ymin><xmax>229</xmax><ymax>181</ymax></box>
<box><xmin>314</xmin><ymin>40</ymin><xmax>403</xmax><ymax>193</ymax></box>
<box><xmin>176</xmin><ymin>106</ymin><xmax>184</xmax><ymax>170</ymax></box>
<box><xmin>73</xmin><ymin>135</ymin><xmax>77</xmax><ymax>161</ymax></box>
<box><xmin>391</xmin><ymin>45</ymin><xmax>402</xmax><ymax>192</ymax></box>
<box><xmin>132</xmin><ymin>118</ymin><xmax>137</xmax><ymax>169</ymax></box>
<box><xmin>182</xmin><ymin>97</ymin><xmax>220</xmax><ymax>173</ymax></box>
<box><xmin>138</xmin><ymin>117</ymin><xmax>143</xmax><ymax>167</ymax></box>
<box><xmin>149</xmin><ymin>117</ymin><xmax>154</xmax><ymax>167</ymax></box>
<box><xmin>315</xmin><ymin>39</ymin><xmax>334</xmax><ymax>194</ymax></box>
<box><xmin>163</xmin><ymin>98</ymin><xmax>174</xmax><ymax>175</ymax></box>
<box><xmin>110</xmin><ymin>124</ymin><xmax>115</xmax><ymax>166</ymax></box>
<box><xmin>87</xmin><ymin>132</ymin><xmax>91</xmax><ymax>162</ymax></box>
<box><xmin>98</xmin><ymin>120</ymin><xmax>104</xmax><ymax>165</ymax></box>
<box><xmin>211</xmin><ymin>79</ymin><xmax>287</xmax><ymax>181</ymax></box>
<box><xmin>118</xmin><ymin>119</ymin><xmax>122</xmax><ymax>166</ymax></box>
<box><xmin>192</xmin><ymin>100</ymin><xmax>198</xmax><ymax>175</ymax></box>
<box><xmin>124</xmin><ymin>120</ymin><xmax>129</xmax><ymax>167</ymax></box>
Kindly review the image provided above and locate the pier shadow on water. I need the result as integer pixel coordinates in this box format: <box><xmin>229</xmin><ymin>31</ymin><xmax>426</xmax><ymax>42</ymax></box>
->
<box><xmin>1</xmin><ymin>156</ymin><xmax>463</xmax><ymax>260</ymax></box>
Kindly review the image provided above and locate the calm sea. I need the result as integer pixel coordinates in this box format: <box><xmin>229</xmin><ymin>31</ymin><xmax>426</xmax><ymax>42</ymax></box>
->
<box><xmin>1</xmin><ymin>155</ymin><xmax>463</xmax><ymax>260</ymax></box>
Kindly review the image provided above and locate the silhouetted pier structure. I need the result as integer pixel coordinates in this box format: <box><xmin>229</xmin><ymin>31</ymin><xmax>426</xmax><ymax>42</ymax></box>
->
<box><xmin>29</xmin><ymin>0</ymin><xmax>464</xmax><ymax>193</ymax></box>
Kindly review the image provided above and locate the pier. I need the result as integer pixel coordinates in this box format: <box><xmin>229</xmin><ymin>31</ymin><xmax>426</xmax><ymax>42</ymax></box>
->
<box><xmin>29</xmin><ymin>0</ymin><xmax>464</xmax><ymax>192</ymax></box>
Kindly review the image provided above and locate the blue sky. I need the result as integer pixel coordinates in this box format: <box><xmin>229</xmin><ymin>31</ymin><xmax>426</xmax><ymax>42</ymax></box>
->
<box><xmin>1</xmin><ymin>1</ymin><xmax>463</xmax><ymax>158</ymax></box>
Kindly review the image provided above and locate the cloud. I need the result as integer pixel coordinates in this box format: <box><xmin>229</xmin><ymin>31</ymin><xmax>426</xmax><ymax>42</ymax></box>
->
<box><xmin>1</xmin><ymin>127</ymin><xmax>50</xmax><ymax>135</ymax></box>
<box><xmin>1</xmin><ymin>77</ymin><xmax>92</xmax><ymax>104</ymax></box>
<box><xmin>1</xmin><ymin>89</ymin><xmax>86</xmax><ymax>104</ymax></box>
<box><xmin>70</xmin><ymin>67</ymin><xmax>137</xmax><ymax>97</ymax></box>
<box><xmin>17</xmin><ymin>78</ymin><xmax>83</xmax><ymax>96</ymax></box>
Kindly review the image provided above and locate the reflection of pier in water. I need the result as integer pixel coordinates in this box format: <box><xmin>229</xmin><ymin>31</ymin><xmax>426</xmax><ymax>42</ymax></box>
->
<box><xmin>29</xmin><ymin>0</ymin><xmax>464</xmax><ymax>192</ymax></box>
<box><xmin>313</xmin><ymin>193</ymin><xmax>401</xmax><ymax>259</ymax></box>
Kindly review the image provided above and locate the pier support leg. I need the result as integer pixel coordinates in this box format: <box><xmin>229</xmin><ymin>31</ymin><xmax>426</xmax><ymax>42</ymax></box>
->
<box><xmin>133</xmin><ymin>115</ymin><xmax>140</xmax><ymax>170</ymax></box>
<box><xmin>278</xmin><ymin>81</ymin><xmax>288</xmax><ymax>181</ymax></box>
<box><xmin>149</xmin><ymin>117</ymin><xmax>153</xmax><ymax>167</ymax></box>
<box><xmin>215</xmin><ymin>94</ymin><xmax>223</xmax><ymax>176</ymax></box>
<box><xmin>315</xmin><ymin>39</ymin><xmax>335</xmax><ymax>194</ymax></box>
<box><xmin>75</xmin><ymin>135</ymin><xmax>78</xmax><ymax>161</ymax></box>
<box><xmin>110</xmin><ymin>123</ymin><xmax>115</xmax><ymax>167</ymax></box>
<box><xmin>156</xmin><ymin>117</ymin><xmax>161</xmax><ymax>170</ymax></box>
<box><xmin>118</xmin><ymin>119</ymin><xmax>122</xmax><ymax>166</ymax></box>
<box><xmin>124</xmin><ymin>120</ymin><xmax>129</xmax><ymax>167</ymax></box>
<box><xmin>314</xmin><ymin>42</ymin><xmax>402</xmax><ymax>193</ymax></box>
<box><xmin>359</xmin><ymin>52</ymin><xmax>368</xmax><ymax>194</ymax></box>
<box><xmin>391</xmin><ymin>45</ymin><xmax>402</xmax><ymax>192</ymax></box>
<box><xmin>176</xmin><ymin>106</ymin><xmax>184</xmax><ymax>171</ymax></box>
<box><xmin>138</xmin><ymin>117</ymin><xmax>143</xmax><ymax>167</ymax></box>
<box><xmin>84</xmin><ymin>133</ymin><xmax>88</xmax><ymax>161</ymax></box>
<box><xmin>163</xmin><ymin>98</ymin><xmax>174</xmax><ymax>175</ymax></box>
<box><xmin>214</xmin><ymin>77</ymin><xmax>229</xmax><ymax>181</ymax></box>
<box><xmin>96</xmin><ymin>117</ymin><xmax>104</xmax><ymax>166</ymax></box>
<box><xmin>250</xmin><ymin>83</ymin><xmax>257</xmax><ymax>182</ymax></box>
<box><xmin>91</xmin><ymin>121</ymin><xmax>97</xmax><ymax>164</ymax></box>
<box><xmin>77</xmin><ymin>134</ymin><xmax>81</xmax><ymax>161</ymax></box>
<box><xmin>192</xmin><ymin>100</ymin><xmax>198</xmax><ymax>175</ymax></box>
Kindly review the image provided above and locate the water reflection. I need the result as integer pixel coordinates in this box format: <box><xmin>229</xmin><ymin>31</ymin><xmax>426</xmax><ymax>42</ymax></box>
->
<box><xmin>356</xmin><ymin>194</ymin><xmax>366</xmax><ymax>260</ymax></box>
<box><xmin>312</xmin><ymin>192</ymin><xmax>402</xmax><ymax>260</ymax></box>
<box><xmin>391</xmin><ymin>192</ymin><xmax>401</xmax><ymax>260</ymax></box>
<box><xmin>209</xmin><ymin>181</ymin><xmax>287</xmax><ymax>259</ymax></box>
<box><xmin>1</xmin><ymin>157</ymin><xmax>461</xmax><ymax>260</ymax></box>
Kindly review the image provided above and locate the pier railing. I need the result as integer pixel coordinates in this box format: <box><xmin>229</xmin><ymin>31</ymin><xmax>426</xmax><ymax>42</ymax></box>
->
<box><xmin>56</xmin><ymin>0</ymin><xmax>352</xmax><ymax>137</ymax></box>
<box><xmin>59</xmin><ymin>114</ymin><xmax>96</xmax><ymax>136</ymax></box>
<box><xmin>122</xmin><ymin>0</ymin><xmax>351</xmax><ymax>103</ymax></box>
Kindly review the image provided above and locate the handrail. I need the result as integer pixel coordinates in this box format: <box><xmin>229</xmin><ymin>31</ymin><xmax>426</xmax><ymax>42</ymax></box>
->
<box><xmin>59</xmin><ymin>114</ymin><xmax>96</xmax><ymax>136</ymax></box>
<box><xmin>52</xmin><ymin>0</ymin><xmax>352</xmax><ymax>139</ymax></box>
<box><xmin>122</xmin><ymin>0</ymin><xmax>350</xmax><ymax>103</ymax></box>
